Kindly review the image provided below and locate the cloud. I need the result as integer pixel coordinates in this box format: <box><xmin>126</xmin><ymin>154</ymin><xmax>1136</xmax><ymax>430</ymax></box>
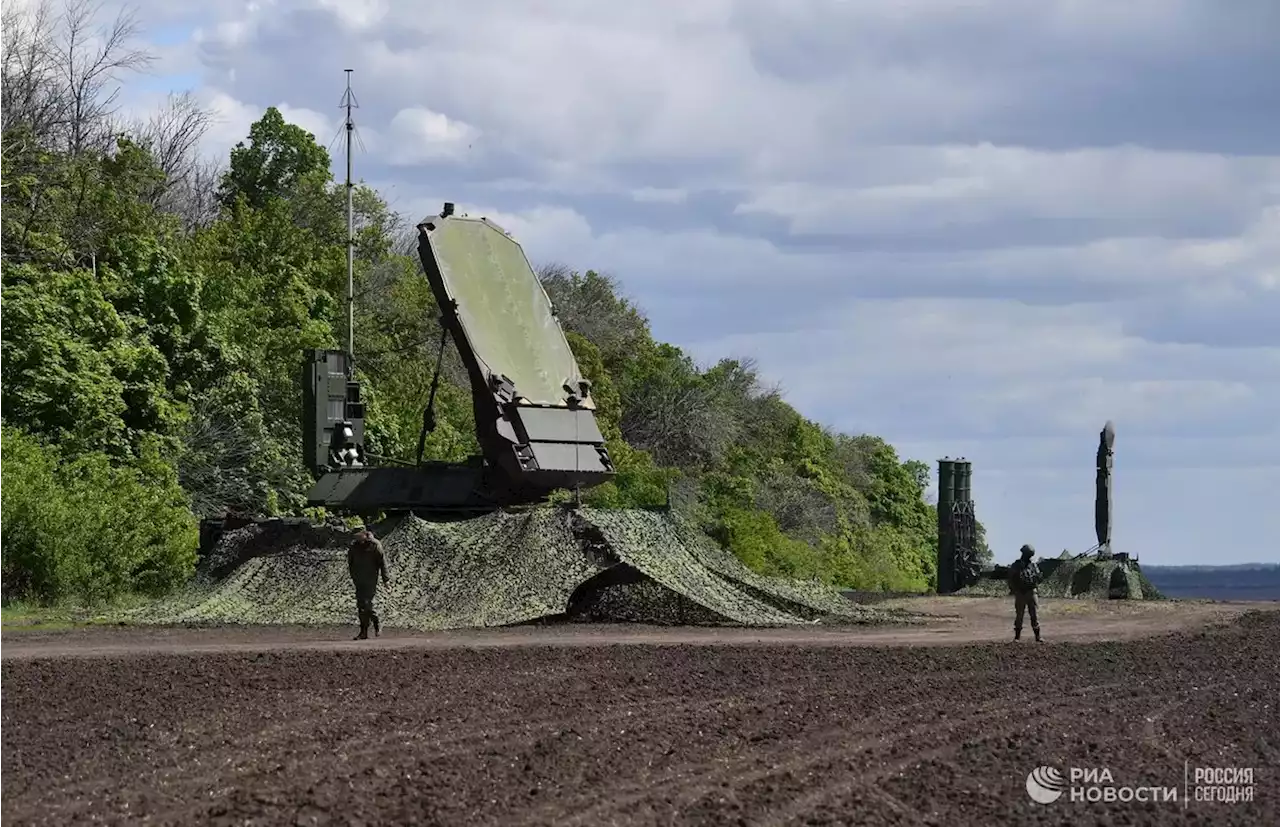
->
<box><xmin>198</xmin><ymin>91</ymin><xmax>261</xmax><ymax>158</ymax></box>
<box><xmin>99</xmin><ymin>0</ymin><xmax>1280</xmax><ymax>565</ymax></box>
<box><xmin>631</xmin><ymin>187</ymin><xmax>688</xmax><ymax>204</ymax></box>
<box><xmin>385</xmin><ymin>107</ymin><xmax>478</xmax><ymax>164</ymax></box>
<box><xmin>313</xmin><ymin>0</ymin><xmax>389</xmax><ymax>30</ymax></box>
<box><xmin>734</xmin><ymin>146</ymin><xmax>1280</xmax><ymax>244</ymax></box>
<box><xmin>277</xmin><ymin>105</ymin><xmax>335</xmax><ymax>146</ymax></box>
<box><xmin>690</xmin><ymin>296</ymin><xmax>1280</xmax><ymax>439</ymax></box>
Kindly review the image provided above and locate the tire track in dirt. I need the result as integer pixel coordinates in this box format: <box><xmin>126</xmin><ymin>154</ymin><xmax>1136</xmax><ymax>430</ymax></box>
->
<box><xmin>750</xmin><ymin>678</ymin><xmax>1138</xmax><ymax>826</ymax></box>
<box><xmin>517</xmin><ymin>674</ymin><xmax>1136</xmax><ymax>827</ymax></box>
<box><xmin>16</xmin><ymin>670</ymin><xmax>842</xmax><ymax>827</ymax></box>
<box><xmin>532</xmin><ymin>676</ymin><xmax>1138</xmax><ymax>827</ymax></box>
<box><xmin>24</xmin><ymin>691</ymin><xmax>744</xmax><ymax>824</ymax></box>
<box><xmin>1140</xmin><ymin>680</ymin><xmax>1230</xmax><ymax>765</ymax></box>
<box><xmin>509</xmin><ymin>670</ymin><xmax>1018</xmax><ymax>824</ymax></box>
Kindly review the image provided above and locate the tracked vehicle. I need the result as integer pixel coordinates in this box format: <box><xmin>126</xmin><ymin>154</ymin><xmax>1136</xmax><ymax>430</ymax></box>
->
<box><xmin>303</xmin><ymin>203</ymin><xmax>615</xmax><ymax>516</ymax></box>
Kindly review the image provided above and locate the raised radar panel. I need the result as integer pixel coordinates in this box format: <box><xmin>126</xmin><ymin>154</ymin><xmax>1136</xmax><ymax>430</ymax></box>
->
<box><xmin>417</xmin><ymin>203</ymin><xmax>614</xmax><ymax>490</ymax></box>
<box><xmin>303</xmin><ymin>202</ymin><xmax>614</xmax><ymax>516</ymax></box>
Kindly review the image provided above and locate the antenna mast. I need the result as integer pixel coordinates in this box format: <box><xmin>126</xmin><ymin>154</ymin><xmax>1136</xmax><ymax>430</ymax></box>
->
<box><xmin>341</xmin><ymin>69</ymin><xmax>357</xmax><ymax>374</ymax></box>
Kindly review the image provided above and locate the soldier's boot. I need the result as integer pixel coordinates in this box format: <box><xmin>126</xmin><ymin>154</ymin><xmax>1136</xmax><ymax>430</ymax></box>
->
<box><xmin>371</xmin><ymin>611</ymin><xmax>380</xmax><ymax>637</ymax></box>
<box><xmin>1014</xmin><ymin>626</ymin><xmax>1021</xmax><ymax>641</ymax></box>
<box><xmin>1033</xmin><ymin>626</ymin><xmax>1042</xmax><ymax>643</ymax></box>
<box><xmin>355</xmin><ymin>610</ymin><xmax>370</xmax><ymax>640</ymax></box>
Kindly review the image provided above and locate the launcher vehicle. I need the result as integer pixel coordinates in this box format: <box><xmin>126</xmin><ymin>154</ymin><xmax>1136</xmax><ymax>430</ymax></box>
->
<box><xmin>303</xmin><ymin>203</ymin><xmax>616</xmax><ymax>515</ymax></box>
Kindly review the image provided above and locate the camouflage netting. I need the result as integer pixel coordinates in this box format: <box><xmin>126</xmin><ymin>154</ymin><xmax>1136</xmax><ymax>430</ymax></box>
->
<box><xmin>586</xmin><ymin>509</ymin><xmax>899</xmax><ymax>624</ymax></box>
<box><xmin>957</xmin><ymin>553</ymin><xmax>1166</xmax><ymax>600</ymax></box>
<box><xmin>123</xmin><ymin>508</ymin><xmax>907</xmax><ymax>630</ymax></box>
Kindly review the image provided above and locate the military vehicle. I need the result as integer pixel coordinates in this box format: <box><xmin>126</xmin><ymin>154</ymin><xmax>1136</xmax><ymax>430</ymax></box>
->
<box><xmin>303</xmin><ymin>202</ymin><xmax>615</xmax><ymax>516</ymax></box>
<box><xmin>935</xmin><ymin>457</ymin><xmax>980</xmax><ymax>594</ymax></box>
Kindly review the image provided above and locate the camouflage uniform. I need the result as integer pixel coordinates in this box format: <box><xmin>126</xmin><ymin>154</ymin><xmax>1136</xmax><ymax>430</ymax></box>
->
<box><xmin>1007</xmin><ymin>543</ymin><xmax>1042</xmax><ymax>642</ymax></box>
<box><xmin>348</xmin><ymin>529</ymin><xmax>389</xmax><ymax>640</ymax></box>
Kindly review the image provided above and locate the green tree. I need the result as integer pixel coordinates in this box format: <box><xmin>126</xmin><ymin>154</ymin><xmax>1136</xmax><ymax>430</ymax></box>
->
<box><xmin>1</xmin><ymin>426</ymin><xmax>197</xmax><ymax>603</ymax></box>
<box><xmin>217</xmin><ymin>107</ymin><xmax>331</xmax><ymax>212</ymax></box>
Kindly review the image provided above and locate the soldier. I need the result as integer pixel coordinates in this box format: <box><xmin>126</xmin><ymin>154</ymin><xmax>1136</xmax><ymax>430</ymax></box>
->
<box><xmin>348</xmin><ymin>528</ymin><xmax>389</xmax><ymax>640</ymax></box>
<box><xmin>1007</xmin><ymin>543</ymin><xmax>1043</xmax><ymax>642</ymax></box>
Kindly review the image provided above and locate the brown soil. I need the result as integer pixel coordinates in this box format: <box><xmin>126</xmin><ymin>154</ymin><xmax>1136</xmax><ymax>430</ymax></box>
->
<box><xmin>3</xmin><ymin>598</ymin><xmax>1277</xmax><ymax>826</ymax></box>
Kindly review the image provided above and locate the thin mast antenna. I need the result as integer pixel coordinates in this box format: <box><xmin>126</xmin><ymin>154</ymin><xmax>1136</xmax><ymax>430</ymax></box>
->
<box><xmin>341</xmin><ymin>68</ymin><xmax>357</xmax><ymax>375</ymax></box>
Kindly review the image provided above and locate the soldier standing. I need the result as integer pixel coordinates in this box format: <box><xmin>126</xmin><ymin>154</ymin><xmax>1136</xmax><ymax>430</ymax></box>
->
<box><xmin>348</xmin><ymin>528</ymin><xmax>389</xmax><ymax>640</ymax></box>
<box><xmin>1007</xmin><ymin>543</ymin><xmax>1043</xmax><ymax>642</ymax></box>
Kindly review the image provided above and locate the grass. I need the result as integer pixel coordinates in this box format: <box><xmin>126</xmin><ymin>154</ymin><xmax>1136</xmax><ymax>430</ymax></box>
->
<box><xmin>1</xmin><ymin>595</ymin><xmax>151</xmax><ymax>630</ymax></box>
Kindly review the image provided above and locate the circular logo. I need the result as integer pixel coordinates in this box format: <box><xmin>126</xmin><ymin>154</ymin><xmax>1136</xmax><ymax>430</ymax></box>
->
<box><xmin>1026</xmin><ymin>766</ymin><xmax>1066</xmax><ymax>804</ymax></box>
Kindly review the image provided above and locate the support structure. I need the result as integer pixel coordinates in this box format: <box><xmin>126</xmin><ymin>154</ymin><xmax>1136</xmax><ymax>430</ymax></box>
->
<box><xmin>341</xmin><ymin>69</ymin><xmax>357</xmax><ymax>374</ymax></box>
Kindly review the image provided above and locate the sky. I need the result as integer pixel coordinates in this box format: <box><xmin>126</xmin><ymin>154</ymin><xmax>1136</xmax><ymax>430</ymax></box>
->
<box><xmin>80</xmin><ymin>0</ymin><xmax>1280</xmax><ymax>565</ymax></box>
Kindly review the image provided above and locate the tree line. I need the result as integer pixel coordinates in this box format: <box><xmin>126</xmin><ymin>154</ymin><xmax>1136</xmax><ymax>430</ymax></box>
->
<box><xmin>1</xmin><ymin>0</ymin><xmax>983</xmax><ymax>604</ymax></box>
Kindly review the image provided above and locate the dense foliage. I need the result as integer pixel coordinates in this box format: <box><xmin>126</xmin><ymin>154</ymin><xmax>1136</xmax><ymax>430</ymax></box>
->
<box><xmin>0</xmin><ymin>2</ymin><xmax>987</xmax><ymax>603</ymax></box>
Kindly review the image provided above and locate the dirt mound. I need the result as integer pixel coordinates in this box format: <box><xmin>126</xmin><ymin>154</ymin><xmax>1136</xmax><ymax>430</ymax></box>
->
<box><xmin>125</xmin><ymin>507</ymin><xmax>898</xmax><ymax>630</ymax></box>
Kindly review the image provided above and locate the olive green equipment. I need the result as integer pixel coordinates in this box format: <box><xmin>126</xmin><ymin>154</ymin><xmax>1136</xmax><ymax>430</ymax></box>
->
<box><xmin>303</xmin><ymin>202</ymin><xmax>615</xmax><ymax>516</ymax></box>
<box><xmin>936</xmin><ymin>457</ymin><xmax>980</xmax><ymax>594</ymax></box>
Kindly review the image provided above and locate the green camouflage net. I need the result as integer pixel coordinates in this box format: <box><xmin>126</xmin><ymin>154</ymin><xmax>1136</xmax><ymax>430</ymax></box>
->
<box><xmin>124</xmin><ymin>508</ymin><xmax>908</xmax><ymax>630</ymax></box>
<box><xmin>380</xmin><ymin>509</ymin><xmax>608</xmax><ymax>629</ymax></box>
<box><xmin>128</xmin><ymin>520</ymin><xmax>357</xmax><ymax>625</ymax></box>
<box><xmin>582</xmin><ymin>509</ymin><xmax>896</xmax><ymax>625</ymax></box>
<box><xmin>578</xmin><ymin>509</ymin><xmax>812</xmax><ymax>627</ymax></box>
<box><xmin>568</xmin><ymin>575</ymin><xmax>735</xmax><ymax>626</ymax></box>
<box><xmin>957</xmin><ymin>554</ymin><xmax>1165</xmax><ymax>600</ymax></box>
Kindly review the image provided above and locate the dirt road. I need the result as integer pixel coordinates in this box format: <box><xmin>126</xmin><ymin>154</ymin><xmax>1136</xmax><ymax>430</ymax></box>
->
<box><xmin>3</xmin><ymin>598</ymin><xmax>1277</xmax><ymax>825</ymax></box>
<box><xmin>2</xmin><ymin>596</ymin><xmax>1262</xmax><ymax>660</ymax></box>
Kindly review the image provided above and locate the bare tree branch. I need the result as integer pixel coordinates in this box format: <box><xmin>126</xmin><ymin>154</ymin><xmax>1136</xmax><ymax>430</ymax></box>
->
<box><xmin>1</xmin><ymin>0</ymin><xmax>153</xmax><ymax>154</ymax></box>
<box><xmin>1</xmin><ymin>0</ymin><xmax>62</xmax><ymax>137</ymax></box>
<box><xmin>58</xmin><ymin>0</ymin><xmax>154</xmax><ymax>155</ymax></box>
<box><xmin>161</xmin><ymin>155</ymin><xmax>225</xmax><ymax>232</ymax></box>
<box><xmin>755</xmin><ymin>473</ymin><xmax>845</xmax><ymax>542</ymax></box>
<box><xmin>130</xmin><ymin>92</ymin><xmax>213</xmax><ymax>191</ymax></box>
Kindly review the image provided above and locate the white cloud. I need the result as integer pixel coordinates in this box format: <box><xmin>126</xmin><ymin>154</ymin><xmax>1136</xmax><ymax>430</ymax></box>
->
<box><xmin>385</xmin><ymin>106</ymin><xmax>478</xmax><ymax>164</ymax></box>
<box><xmin>199</xmin><ymin>90</ymin><xmax>261</xmax><ymax>158</ymax></box>
<box><xmin>277</xmin><ymin>104</ymin><xmax>333</xmax><ymax>145</ymax></box>
<box><xmin>734</xmin><ymin>145</ymin><xmax>1280</xmax><ymax>235</ymax></box>
<box><xmin>194</xmin><ymin>20</ymin><xmax>253</xmax><ymax>49</ymax></box>
<box><xmin>314</xmin><ymin>0</ymin><xmax>389</xmax><ymax>30</ymax></box>
<box><xmin>188</xmin><ymin>93</ymin><xmax>353</xmax><ymax>164</ymax></box>
<box><xmin>689</xmin><ymin>295</ymin><xmax>1279</xmax><ymax>437</ymax></box>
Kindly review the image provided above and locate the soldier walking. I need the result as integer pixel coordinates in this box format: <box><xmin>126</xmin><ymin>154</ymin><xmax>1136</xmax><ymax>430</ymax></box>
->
<box><xmin>348</xmin><ymin>528</ymin><xmax>389</xmax><ymax>640</ymax></box>
<box><xmin>1008</xmin><ymin>543</ymin><xmax>1043</xmax><ymax>642</ymax></box>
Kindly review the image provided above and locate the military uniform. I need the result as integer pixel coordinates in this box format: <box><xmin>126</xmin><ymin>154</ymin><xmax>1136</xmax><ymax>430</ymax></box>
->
<box><xmin>1007</xmin><ymin>543</ymin><xmax>1042</xmax><ymax>642</ymax></box>
<box><xmin>348</xmin><ymin>530</ymin><xmax>389</xmax><ymax>640</ymax></box>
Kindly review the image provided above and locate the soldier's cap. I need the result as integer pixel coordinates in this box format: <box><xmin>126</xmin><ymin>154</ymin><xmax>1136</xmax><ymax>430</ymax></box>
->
<box><xmin>1020</xmin><ymin>543</ymin><xmax>1035</xmax><ymax>555</ymax></box>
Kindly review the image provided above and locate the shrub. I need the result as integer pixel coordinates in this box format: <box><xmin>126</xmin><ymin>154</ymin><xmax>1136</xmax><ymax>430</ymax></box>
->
<box><xmin>1</xmin><ymin>426</ymin><xmax>198</xmax><ymax>604</ymax></box>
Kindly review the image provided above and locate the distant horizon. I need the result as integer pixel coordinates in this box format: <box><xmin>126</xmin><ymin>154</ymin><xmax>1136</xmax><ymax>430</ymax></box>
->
<box><xmin>1138</xmin><ymin>562</ymin><xmax>1280</xmax><ymax>571</ymax></box>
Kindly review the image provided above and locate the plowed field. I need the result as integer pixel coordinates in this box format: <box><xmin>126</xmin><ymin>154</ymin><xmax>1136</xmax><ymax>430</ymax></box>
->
<box><xmin>3</xmin><ymin>598</ymin><xmax>1277</xmax><ymax>826</ymax></box>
